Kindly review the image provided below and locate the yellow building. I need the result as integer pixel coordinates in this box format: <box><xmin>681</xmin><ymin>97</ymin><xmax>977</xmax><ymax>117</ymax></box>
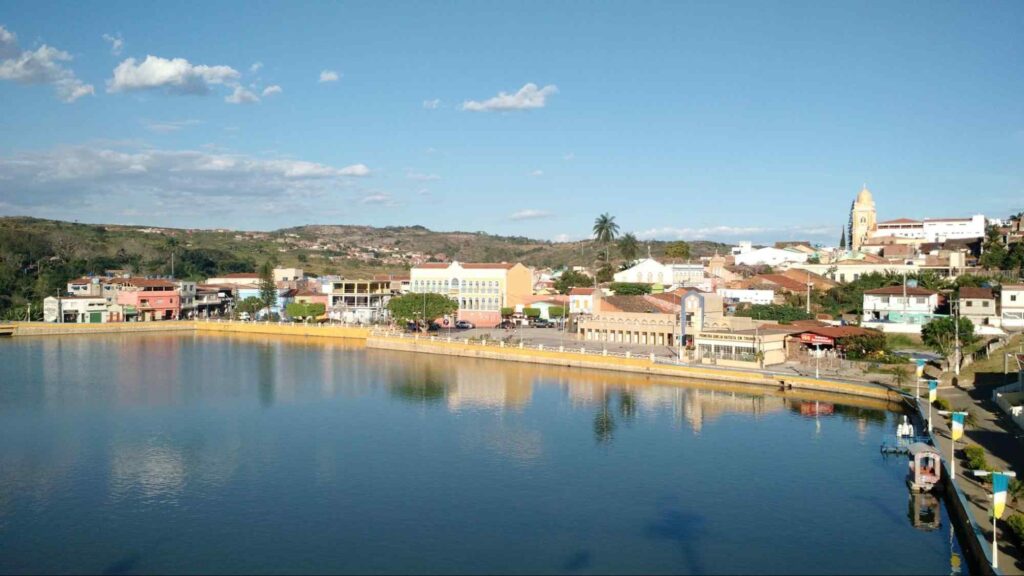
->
<box><xmin>410</xmin><ymin>261</ymin><xmax>533</xmax><ymax>327</ymax></box>
<box><xmin>849</xmin><ymin>185</ymin><xmax>877</xmax><ymax>252</ymax></box>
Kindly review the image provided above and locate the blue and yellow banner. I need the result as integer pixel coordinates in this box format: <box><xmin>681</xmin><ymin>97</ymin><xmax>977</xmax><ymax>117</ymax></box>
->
<box><xmin>915</xmin><ymin>359</ymin><xmax>926</xmax><ymax>378</ymax></box>
<box><xmin>993</xmin><ymin>473</ymin><xmax>1009</xmax><ymax>519</ymax></box>
<box><xmin>928</xmin><ymin>380</ymin><xmax>938</xmax><ymax>403</ymax></box>
<box><xmin>951</xmin><ymin>412</ymin><xmax>964</xmax><ymax>441</ymax></box>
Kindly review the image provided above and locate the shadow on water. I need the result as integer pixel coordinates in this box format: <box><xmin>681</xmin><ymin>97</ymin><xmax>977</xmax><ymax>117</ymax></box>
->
<box><xmin>101</xmin><ymin>551</ymin><xmax>141</xmax><ymax>575</ymax></box>
<box><xmin>389</xmin><ymin>366</ymin><xmax>448</xmax><ymax>405</ymax></box>
<box><xmin>561</xmin><ymin>550</ymin><xmax>592</xmax><ymax>572</ymax></box>
<box><xmin>645</xmin><ymin>498</ymin><xmax>707</xmax><ymax>575</ymax></box>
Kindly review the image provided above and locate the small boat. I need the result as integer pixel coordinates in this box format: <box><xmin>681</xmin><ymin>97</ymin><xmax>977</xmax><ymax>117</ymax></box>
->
<box><xmin>906</xmin><ymin>442</ymin><xmax>942</xmax><ymax>492</ymax></box>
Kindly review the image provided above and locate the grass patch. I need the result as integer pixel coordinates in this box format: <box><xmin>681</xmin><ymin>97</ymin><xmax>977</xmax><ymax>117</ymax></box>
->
<box><xmin>886</xmin><ymin>333</ymin><xmax>928</xmax><ymax>351</ymax></box>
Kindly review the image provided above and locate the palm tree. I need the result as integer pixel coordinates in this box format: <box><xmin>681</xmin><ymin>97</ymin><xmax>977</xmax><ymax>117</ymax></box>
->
<box><xmin>592</xmin><ymin>213</ymin><xmax>620</xmax><ymax>264</ymax></box>
<box><xmin>617</xmin><ymin>233</ymin><xmax>640</xmax><ymax>264</ymax></box>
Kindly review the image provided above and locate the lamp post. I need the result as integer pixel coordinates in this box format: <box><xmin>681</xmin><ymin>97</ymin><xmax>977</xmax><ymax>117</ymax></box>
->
<box><xmin>971</xmin><ymin>469</ymin><xmax>1017</xmax><ymax>571</ymax></box>
<box><xmin>937</xmin><ymin>410</ymin><xmax>967</xmax><ymax>479</ymax></box>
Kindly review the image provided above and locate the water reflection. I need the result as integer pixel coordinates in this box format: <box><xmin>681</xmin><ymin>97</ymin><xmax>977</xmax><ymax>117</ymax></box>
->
<box><xmin>0</xmin><ymin>333</ymin><xmax>955</xmax><ymax>575</ymax></box>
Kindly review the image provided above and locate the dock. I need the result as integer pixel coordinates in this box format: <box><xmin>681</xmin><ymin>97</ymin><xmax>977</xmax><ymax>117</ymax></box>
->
<box><xmin>0</xmin><ymin>324</ymin><xmax>14</xmax><ymax>336</ymax></box>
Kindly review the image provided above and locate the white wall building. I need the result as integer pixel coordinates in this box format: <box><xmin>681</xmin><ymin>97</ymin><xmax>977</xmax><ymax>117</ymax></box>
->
<box><xmin>613</xmin><ymin>258</ymin><xmax>704</xmax><ymax>286</ymax></box>
<box><xmin>716</xmin><ymin>288</ymin><xmax>774</xmax><ymax>305</ymax></box>
<box><xmin>43</xmin><ymin>296</ymin><xmax>109</xmax><ymax>323</ymax></box>
<box><xmin>733</xmin><ymin>247</ymin><xmax>809</xmax><ymax>267</ymax></box>
<box><xmin>1002</xmin><ymin>285</ymin><xmax>1024</xmax><ymax>330</ymax></box>
<box><xmin>862</xmin><ymin>286</ymin><xmax>943</xmax><ymax>333</ymax></box>
<box><xmin>872</xmin><ymin>214</ymin><xmax>987</xmax><ymax>243</ymax></box>
<box><xmin>569</xmin><ymin>287</ymin><xmax>596</xmax><ymax>315</ymax></box>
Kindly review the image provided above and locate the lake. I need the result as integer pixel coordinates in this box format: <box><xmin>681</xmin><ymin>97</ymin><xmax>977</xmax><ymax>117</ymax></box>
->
<box><xmin>0</xmin><ymin>333</ymin><xmax>962</xmax><ymax>574</ymax></box>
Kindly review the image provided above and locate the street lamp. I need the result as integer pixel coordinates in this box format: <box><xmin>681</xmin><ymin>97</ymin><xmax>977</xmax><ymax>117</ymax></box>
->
<box><xmin>971</xmin><ymin>469</ymin><xmax>1017</xmax><ymax>571</ymax></box>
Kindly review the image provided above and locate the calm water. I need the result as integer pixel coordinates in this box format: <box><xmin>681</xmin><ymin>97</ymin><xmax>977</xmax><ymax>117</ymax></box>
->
<box><xmin>0</xmin><ymin>333</ymin><xmax>961</xmax><ymax>575</ymax></box>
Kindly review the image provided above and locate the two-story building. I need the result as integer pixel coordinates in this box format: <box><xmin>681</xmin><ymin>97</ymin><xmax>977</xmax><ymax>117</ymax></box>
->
<box><xmin>612</xmin><ymin>258</ymin><xmax>705</xmax><ymax>287</ymax></box>
<box><xmin>1002</xmin><ymin>285</ymin><xmax>1024</xmax><ymax>330</ymax></box>
<box><xmin>569</xmin><ymin>287</ymin><xmax>597</xmax><ymax>315</ymax></box>
<box><xmin>959</xmin><ymin>287</ymin><xmax>998</xmax><ymax>329</ymax></box>
<box><xmin>43</xmin><ymin>295</ymin><xmax>110</xmax><ymax>323</ymax></box>
<box><xmin>410</xmin><ymin>261</ymin><xmax>533</xmax><ymax>327</ymax></box>
<box><xmin>862</xmin><ymin>286</ymin><xmax>943</xmax><ymax>333</ymax></box>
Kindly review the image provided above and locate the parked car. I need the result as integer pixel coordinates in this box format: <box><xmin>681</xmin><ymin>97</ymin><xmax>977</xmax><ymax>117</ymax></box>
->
<box><xmin>454</xmin><ymin>320</ymin><xmax>475</xmax><ymax>329</ymax></box>
<box><xmin>497</xmin><ymin>320</ymin><xmax>516</xmax><ymax>329</ymax></box>
<box><xmin>427</xmin><ymin>322</ymin><xmax>441</xmax><ymax>332</ymax></box>
<box><xmin>532</xmin><ymin>318</ymin><xmax>553</xmax><ymax>328</ymax></box>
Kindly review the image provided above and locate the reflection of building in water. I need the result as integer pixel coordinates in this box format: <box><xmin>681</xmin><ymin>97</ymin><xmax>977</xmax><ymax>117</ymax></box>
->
<box><xmin>447</xmin><ymin>363</ymin><xmax>532</xmax><ymax>411</ymax></box>
<box><xmin>680</xmin><ymin>388</ymin><xmax>783</xmax><ymax>433</ymax></box>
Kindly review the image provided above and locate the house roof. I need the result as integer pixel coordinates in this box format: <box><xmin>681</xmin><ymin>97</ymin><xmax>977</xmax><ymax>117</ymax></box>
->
<box><xmin>569</xmin><ymin>287</ymin><xmax>596</xmax><ymax>295</ymax></box>
<box><xmin>601</xmin><ymin>295</ymin><xmax>667</xmax><ymax>314</ymax></box>
<box><xmin>107</xmin><ymin>278</ymin><xmax>176</xmax><ymax>288</ymax></box>
<box><xmin>415</xmin><ymin>262</ymin><xmax>517</xmax><ymax>270</ymax></box>
<box><xmin>753</xmin><ymin>274</ymin><xmax>807</xmax><ymax>292</ymax></box>
<box><xmin>779</xmin><ymin>269</ymin><xmax>838</xmax><ymax>290</ymax></box>
<box><xmin>68</xmin><ymin>276</ymin><xmax>102</xmax><ymax>285</ymax></box>
<box><xmin>219</xmin><ymin>272</ymin><xmax>260</xmax><ymax>278</ymax></box>
<box><xmin>877</xmin><ymin>218</ymin><xmax>922</xmax><ymax>225</ymax></box>
<box><xmin>959</xmin><ymin>287</ymin><xmax>994</xmax><ymax>300</ymax></box>
<box><xmin>863</xmin><ymin>286</ymin><xmax>939</xmax><ymax>296</ymax></box>
<box><xmin>794</xmin><ymin>326</ymin><xmax>880</xmax><ymax>339</ymax></box>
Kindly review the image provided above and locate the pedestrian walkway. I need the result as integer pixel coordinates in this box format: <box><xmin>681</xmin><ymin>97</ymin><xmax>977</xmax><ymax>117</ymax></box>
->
<box><xmin>933</xmin><ymin>372</ymin><xmax>1024</xmax><ymax>574</ymax></box>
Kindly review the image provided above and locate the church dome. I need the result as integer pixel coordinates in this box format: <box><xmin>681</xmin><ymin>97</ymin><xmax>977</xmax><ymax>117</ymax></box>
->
<box><xmin>856</xmin><ymin>185</ymin><xmax>873</xmax><ymax>204</ymax></box>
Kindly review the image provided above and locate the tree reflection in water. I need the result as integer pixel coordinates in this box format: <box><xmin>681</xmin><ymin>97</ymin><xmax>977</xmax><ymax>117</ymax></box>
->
<box><xmin>390</xmin><ymin>366</ymin><xmax>447</xmax><ymax>405</ymax></box>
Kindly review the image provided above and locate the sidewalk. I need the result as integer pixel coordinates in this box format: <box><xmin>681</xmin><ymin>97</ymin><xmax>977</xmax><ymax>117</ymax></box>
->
<box><xmin>932</xmin><ymin>367</ymin><xmax>1024</xmax><ymax>574</ymax></box>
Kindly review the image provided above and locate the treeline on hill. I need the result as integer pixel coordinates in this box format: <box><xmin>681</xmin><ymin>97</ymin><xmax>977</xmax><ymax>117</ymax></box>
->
<box><xmin>0</xmin><ymin>225</ymin><xmax>255</xmax><ymax>320</ymax></box>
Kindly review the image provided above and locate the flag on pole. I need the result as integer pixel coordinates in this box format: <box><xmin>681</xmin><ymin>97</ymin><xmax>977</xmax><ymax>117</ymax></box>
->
<box><xmin>951</xmin><ymin>412</ymin><xmax>964</xmax><ymax>441</ymax></box>
<box><xmin>915</xmin><ymin>359</ymin><xmax>926</xmax><ymax>378</ymax></box>
<box><xmin>928</xmin><ymin>380</ymin><xmax>938</xmax><ymax>403</ymax></box>
<box><xmin>993</xmin><ymin>473</ymin><xmax>1009</xmax><ymax>519</ymax></box>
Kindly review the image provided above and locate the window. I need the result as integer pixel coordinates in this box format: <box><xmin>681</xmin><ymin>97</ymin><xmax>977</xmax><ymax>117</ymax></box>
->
<box><xmin>982</xmin><ymin>301</ymin><xmax>990</xmax><ymax>308</ymax></box>
<box><xmin>965</xmin><ymin>301</ymin><xmax>973</xmax><ymax>307</ymax></box>
<box><xmin>1012</xmin><ymin>295</ymin><xmax>1018</xmax><ymax>302</ymax></box>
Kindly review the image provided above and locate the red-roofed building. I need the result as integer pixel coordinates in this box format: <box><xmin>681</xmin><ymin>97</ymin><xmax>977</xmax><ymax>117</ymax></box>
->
<box><xmin>959</xmin><ymin>287</ymin><xmax>997</xmax><ymax>328</ymax></box>
<box><xmin>862</xmin><ymin>285</ymin><xmax>943</xmax><ymax>333</ymax></box>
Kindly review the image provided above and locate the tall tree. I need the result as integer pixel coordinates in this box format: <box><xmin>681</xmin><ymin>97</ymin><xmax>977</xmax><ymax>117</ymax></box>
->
<box><xmin>258</xmin><ymin>261</ymin><xmax>277</xmax><ymax>317</ymax></box>
<box><xmin>592</xmin><ymin>213</ymin><xmax>620</xmax><ymax>263</ymax></box>
<box><xmin>839</xmin><ymin>228</ymin><xmax>847</xmax><ymax>250</ymax></box>
<box><xmin>664</xmin><ymin>241</ymin><xmax>691</xmax><ymax>260</ymax></box>
<box><xmin>617</xmin><ymin>233</ymin><xmax>640</xmax><ymax>263</ymax></box>
<box><xmin>921</xmin><ymin>316</ymin><xmax>976</xmax><ymax>366</ymax></box>
<box><xmin>554</xmin><ymin>270</ymin><xmax>593</xmax><ymax>294</ymax></box>
<box><xmin>386</xmin><ymin>293</ymin><xmax>458</xmax><ymax>330</ymax></box>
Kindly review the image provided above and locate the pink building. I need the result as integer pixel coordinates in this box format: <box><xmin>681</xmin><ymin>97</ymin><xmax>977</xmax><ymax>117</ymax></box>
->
<box><xmin>109</xmin><ymin>278</ymin><xmax>181</xmax><ymax>321</ymax></box>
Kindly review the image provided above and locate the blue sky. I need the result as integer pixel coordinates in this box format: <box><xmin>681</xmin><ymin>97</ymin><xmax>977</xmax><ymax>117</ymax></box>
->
<box><xmin>0</xmin><ymin>1</ymin><xmax>1021</xmax><ymax>244</ymax></box>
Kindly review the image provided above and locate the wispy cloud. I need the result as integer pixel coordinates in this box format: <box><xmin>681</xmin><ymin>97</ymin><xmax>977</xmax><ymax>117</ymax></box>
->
<box><xmin>250</xmin><ymin>61</ymin><xmax>263</xmax><ymax>73</ymax></box>
<box><xmin>528</xmin><ymin>169</ymin><xmax>543</xmax><ymax>177</ymax></box>
<box><xmin>0</xmin><ymin>25</ymin><xmax>94</xmax><ymax>102</ymax></box>
<box><xmin>422</xmin><ymin>98</ymin><xmax>441</xmax><ymax>109</ymax></box>
<box><xmin>462</xmin><ymin>82</ymin><xmax>558</xmax><ymax>112</ymax></box>
<box><xmin>406</xmin><ymin>171</ymin><xmax>440</xmax><ymax>182</ymax></box>
<box><xmin>143</xmin><ymin>119</ymin><xmax>202</xmax><ymax>133</ymax></box>
<box><xmin>319</xmin><ymin>69</ymin><xmax>340</xmax><ymax>83</ymax></box>
<box><xmin>102</xmin><ymin>33</ymin><xmax>124</xmax><ymax>56</ymax></box>
<box><xmin>261</xmin><ymin>84</ymin><xmax>282</xmax><ymax>97</ymax></box>
<box><xmin>636</xmin><ymin>225</ymin><xmax>835</xmax><ymax>242</ymax></box>
<box><xmin>361</xmin><ymin>192</ymin><xmax>397</xmax><ymax>206</ymax></box>
<box><xmin>510</xmin><ymin>209</ymin><xmax>552</xmax><ymax>221</ymax></box>
<box><xmin>562</xmin><ymin>152</ymin><xmax>575</xmax><ymax>161</ymax></box>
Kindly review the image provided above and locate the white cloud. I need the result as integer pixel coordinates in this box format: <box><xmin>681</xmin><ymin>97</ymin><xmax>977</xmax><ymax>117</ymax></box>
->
<box><xmin>319</xmin><ymin>69</ymin><xmax>339</xmax><ymax>83</ymax></box>
<box><xmin>225</xmin><ymin>85</ymin><xmax>259</xmax><ymax>104</ymax></box>
<box><xmin>510</xmin><ymin>209</ymin><xmax>551</xmax><ymax>221</ymax></box>
<box><xmin>406</xmin><ymin>171</ymin><xmax>440</xmax><ymax>182</ymax></box>
<box><xmin>0</xmin><ymin>145</ymin><xmax>373</xmax><ymax>216</ymax></box>
<box><xmin>422</xmin><ymin>98</ymin><xmax>441</xmax><ymax>109</ymax></box>
<box><xmin>0</xmin><ymin>26</ymin><xmax>94</xmax><ymax>103</ymax></box>
<box><xmin>0</xmin><ymin>25</ymin><xmax>17</xmax><ymax>59</ymax></box>
<box><xmin>262</xmin><ymin>84</ymin><xmax>282</xmax><ymax>97</ymax></box>
<box><xmin>102</xmin><ymin>33</ymin><xmax>124</xmax><ymax>56</ymax></box>
<box><xmin>108</xmin><ymin>55</ymin><xmax>240</xmax><ymax>94</ymax></box>
<box><xmin>563</xmin><ymin>152</ymin><xmax>575</xmax><ymax>161</ymax></box>
<box><xmin>462</xmin><ymin>83</ymin><xmax>558</xmax><ymax>112</ymax></box>
<box><xmin>143</xmin><ymin>119</ymin><xmax>202</xmax><ymax>133</ymax></box>
<box><xmin>250</xmin><ymin>61</ymin><xmax>263</xmax><ymax>73</ymax></box>
<box><xmin>528</xmin><ymin>169</ymin><xmax>543</xmax><ymax>177</ymax></box>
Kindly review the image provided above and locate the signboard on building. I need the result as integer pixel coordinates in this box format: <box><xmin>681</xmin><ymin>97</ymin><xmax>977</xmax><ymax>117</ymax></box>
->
<box><xmin>799</xmin><ymin>333</ymin><xmax>834</xmax><ymax>346</ymax></box>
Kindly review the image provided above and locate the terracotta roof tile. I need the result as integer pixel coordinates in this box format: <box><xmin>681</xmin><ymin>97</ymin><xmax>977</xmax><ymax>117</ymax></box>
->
<box><xmin>959</xmin><ymin>287</ymin><xmax>994</xmax><ymax>300</ymax></box>
<box><xmin>569</xmin><ymin>287</ymin><xmax>596</xmax><ymax>295</ymax></box>
<box><xmin>863</xmin><ymin>286</ymin><xmax>938</xmax><ymax>296</ymax></box>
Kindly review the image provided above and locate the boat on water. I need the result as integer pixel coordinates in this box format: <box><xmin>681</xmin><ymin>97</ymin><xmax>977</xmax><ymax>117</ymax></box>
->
<box><xmin>906</xmin><ymin>442</ymin><xmax>942</xmax><ymax>492</ymax></box>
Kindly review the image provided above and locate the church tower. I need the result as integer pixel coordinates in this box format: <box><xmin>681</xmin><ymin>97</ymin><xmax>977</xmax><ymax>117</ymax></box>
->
<box><xmin>848</xmin><ymin>185</ymin><xmax>877</xmax><ymax>252</ymax></box>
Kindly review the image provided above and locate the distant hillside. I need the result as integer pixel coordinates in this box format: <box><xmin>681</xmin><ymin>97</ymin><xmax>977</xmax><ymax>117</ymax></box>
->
<box><xmin>0</xmin><ymin>216</ymin><xmax>731</xmax><ymax>317</ymax></box>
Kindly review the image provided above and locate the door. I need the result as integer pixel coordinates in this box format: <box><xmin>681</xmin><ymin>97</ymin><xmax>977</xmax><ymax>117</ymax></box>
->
<box><xmin>89</xmin><ymin>312</ymin><xmax>102</xmax><ymax>323</ymax></box>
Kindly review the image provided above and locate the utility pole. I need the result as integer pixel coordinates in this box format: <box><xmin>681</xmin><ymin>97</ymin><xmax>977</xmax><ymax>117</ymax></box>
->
<box><xmin>953</xmin><ymin>300</ymin><xmax>961</xmax><ymax>377</ymax></box>
<box><xmin>805</xmin><ymin>271</ymin><xmax>812</xmax><ymax>315</ymax></box>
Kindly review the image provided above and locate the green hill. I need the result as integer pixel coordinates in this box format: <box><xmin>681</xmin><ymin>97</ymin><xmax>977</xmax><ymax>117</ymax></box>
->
<box><xmin>0</xmin><ymin>216</ymin><xmax>730</xmax><ymax>318</ymax></box>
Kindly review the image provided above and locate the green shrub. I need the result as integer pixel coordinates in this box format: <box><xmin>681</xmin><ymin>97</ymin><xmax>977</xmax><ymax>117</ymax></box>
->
<box><xmin>1008</xmin><ymin>514</ymin><xmax>1024</xmax><ymax>544</ymax></box>
<box><xmin>523</xmin><ymin>308</ymin><xmax>540</xmax><ymax>318</ymax></box>
<box><xmin>500</xmin><ymin>307</ymin><xmax>514</xmax><ymax>317</ymax></box>
<box><xmin>608</xmin><ymin>282</ymin><xmax>652</xmax><ymax>295</ymax></box>
<box><xmin>933</xmin><ymin>397</ymin><xmax>951</xmax><ymax>411</ymax></box>
<box><xmin>964</xmin><ymin>445</ymin><xmax>989</xmax><ymax>471</ymax></box>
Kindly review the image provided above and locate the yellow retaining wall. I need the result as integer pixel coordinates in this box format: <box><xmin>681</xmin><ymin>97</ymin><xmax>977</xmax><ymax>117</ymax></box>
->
<box><xmin>367</xmin><ymin>335</ymin><xmax>901</xmax><ymax>402</ymax></box>
<box><xmin>10</xmin><ymin>321</ymin><xmax>195</xmax><ymax>336</ymax></box>
<box><xmin>193</xmin><ymin>320</ymin><xmax>370</xmax><ymax>340</ymax></box>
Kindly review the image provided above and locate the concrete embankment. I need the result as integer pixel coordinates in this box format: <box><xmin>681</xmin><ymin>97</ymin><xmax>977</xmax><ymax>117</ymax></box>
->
<box><xmin>10</xmin><ymin>321</ymin><xmax>195</xmax><ymax>336</ymax></box>
<box><xmin>193</xmin><ymin>320</ymin><xmax>370</xmax><ymax>340</ymax></box>
<box><xmin>366</xmin><ymin>334</ymin><xmax>902</xmax><ymax>402</ymax></box>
